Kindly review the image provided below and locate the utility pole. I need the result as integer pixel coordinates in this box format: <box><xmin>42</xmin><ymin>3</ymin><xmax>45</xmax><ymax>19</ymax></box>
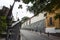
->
<box><xmin>6</xmin><ymin>0</ymin><xmax>20</xmax><ymax>40</ymax></box>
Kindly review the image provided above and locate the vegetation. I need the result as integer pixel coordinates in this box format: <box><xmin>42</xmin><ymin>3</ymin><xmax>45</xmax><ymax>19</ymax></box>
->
<box><xmin>44</xmin><ymin>0</ymin><xmax>60</xmax><ymax>12</ymax></box>
<box><xmin>0</xmin><ymin>10</ymin><xmax>7</xmax><ymax>34</ymax></box>
<box><xmin>54</xmin><ymin>13</ymin><xmax>60</xmax><ymax>20</ymax></box>
<box><xmin>22</xmin><ymin>0</ymin><xmax>60</xmax><ymax>26</ymax></box>
<box><xmin>15</xmin><ymin>0</ymin><xmax>20</xmax><ymax>2</ymax></box>
<box><xmin>22</xmin><ymin>0</ymin><xmax>60</xmax><ymax>15</ymax></box>
<box><xmin>0</xmin><ymin>0</ymin><xmax>23</xmax><ymax>36</ymax></box>
<box><xmin>22</xmin><ymin>0</ymin><xmax>60</xmax><ymax>28</ymax></box>
<box><xmin>21</xmin><ymin>16</ymin><xmax>30</xmax><ymax>23</ymax></box>
<box><xmin>54</xmin><ymin>13</ymin><xmax>60</xmax><ymax>27</ymax></box>
<box><xmin>18</xmin><ymin>5</ymin><xmax>22</xmax><ymax>9</ymax></box>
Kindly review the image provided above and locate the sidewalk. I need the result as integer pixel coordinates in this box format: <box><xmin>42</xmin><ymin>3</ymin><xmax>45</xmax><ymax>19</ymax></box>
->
<box><xmin>40</xmin><ymin>33</ymin><xmax>60</xmax><ymax>40</ymax></box>
<box><xmin>30</xmin><ymin>30</ymin><xmax>60</xmax><ymax>40</ymax></box>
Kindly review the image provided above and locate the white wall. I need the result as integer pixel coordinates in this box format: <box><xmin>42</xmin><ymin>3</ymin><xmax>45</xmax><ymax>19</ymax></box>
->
<box><xmin>22</xmin><ymin>12</ymin><xmax>46</xmax><ymax>28</ymax></box>
<box><xmin>31</xmin><ymin>13</ymin><xmax>45</xmax><ymax>24</ymax></box>
<box><xmin>45</xmin><ymin>27</ymin><xmax>60</xmax><ymax>33</ymax></box>
<box><xmin>45</xmin><ymin>27</ymin><xmax>56</xmax><ymax>33</ymax></box>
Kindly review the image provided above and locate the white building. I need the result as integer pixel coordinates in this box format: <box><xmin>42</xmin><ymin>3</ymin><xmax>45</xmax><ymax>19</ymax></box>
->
<box><xmin>21</xmin><ymin>12</ymin><xmax>46</xmax><ymax>29</ymax></box>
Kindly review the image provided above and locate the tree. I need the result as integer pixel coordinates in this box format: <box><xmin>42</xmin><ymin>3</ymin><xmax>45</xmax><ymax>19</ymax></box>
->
<box><xmin>15</xmin><ymin>0</ymin><xmax>20</xmax><ymax>2</ymax></box>
<box><xmin>0</xmin><ymin>16</ymin><xmax>7</xmax><ymax>33</ymax></box>
<box><xmin>18</xmin><ymin>5</ymin><xmax>22</xmax><ymax>9</ymax></box>
<box><xmin>22</xmin><ymin>0</ymin><xmax>35</xmax><ymax>4</ymax></box>
<box><xmin>22</xmin><ymin>0</ymin><xmax>51</xmax><ymax>16</ymax></box>
<box><xmin>0</xmin><ymin>9</ymin><xmax>7</xmax><ymax>34</ymax></box>
<box><xmin>44</xmin><ymin>0</ymin><xmax>60</xmax><ymax>12</ymax></box>
<box><xmin>54</xmin><ymin>13</ymin><xmax>60</xmax><ymax>28</ymax></box>
<box><xmin>22</xmin><ymin>0</ymin><xmax>60</xmax><ymax>15</ymax></box>
<box><xmin>21</xmin><ymin>16</ymin><xmax>30</xmax><ymax>23</ymax></box>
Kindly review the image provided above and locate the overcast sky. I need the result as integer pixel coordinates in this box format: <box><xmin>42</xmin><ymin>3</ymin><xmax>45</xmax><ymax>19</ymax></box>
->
<box><xmin>0</xmin><ymin>0</ymin><xmax>34</xmax><ymax>21</ymax></box>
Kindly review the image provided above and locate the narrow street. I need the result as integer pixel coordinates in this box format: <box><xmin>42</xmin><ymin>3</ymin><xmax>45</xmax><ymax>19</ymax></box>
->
<box><xmin>20</xmin><ymin>29</ymin><xmax>60</xmax><ymax>40</ymax></box>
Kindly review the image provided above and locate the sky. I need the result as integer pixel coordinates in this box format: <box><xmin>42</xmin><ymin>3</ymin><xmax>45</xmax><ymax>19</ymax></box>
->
<box><xmin>0</xmin><ymin>0</ymin><xmax>34</xmax><ymax>21</ymax></box>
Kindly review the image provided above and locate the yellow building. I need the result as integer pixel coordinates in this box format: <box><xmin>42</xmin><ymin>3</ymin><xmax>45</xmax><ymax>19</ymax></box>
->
<box><xmin>45</xmin><ymin>9</ymin><xmax>60</xmax><ymax>33</ymax></box>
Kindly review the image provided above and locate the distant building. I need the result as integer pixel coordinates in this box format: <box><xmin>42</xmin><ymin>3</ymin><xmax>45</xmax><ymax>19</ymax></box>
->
<box><xmin>22</xmin><ymin>13</ymin><xmax>45</xmax><ymax>27</ymax></box>
<box><xmin>0</xmin><ymin>6</ymin><xmax>9</xmax><ymax>16</ymax></box>
<box><xmin>21</xmin><ymin>13</ymin><xmax>46</xmax><ymax>32</ymax></box>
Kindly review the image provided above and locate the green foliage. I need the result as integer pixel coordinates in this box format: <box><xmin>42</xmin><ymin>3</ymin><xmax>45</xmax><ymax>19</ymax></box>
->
<box><xmin>22</xmin><ymin>0</ymin><xmax>30</xmax><ymax>4</ymax></box>
<box><xmin>22</xmin><ymin>0</ymin><xmax>35</xmax><ymax>4</ymax></box>
<box><xmin>0</xmin><ymin>16</ymin><xmax>7</xmax><ymax>34</ymax></box>
<box><xmin>0</xmin><ymin>6</ymin><xmax>8</xmax><ymax>34</ymax></box>
<box><xmin>54</xmin><ymin>13</ymin><xmax>60</xmax><ymax>20</ymax></box>
<box><xmin>0</xmin><ymin>10</ymin><xmax>3</xmax><ymax>16</ymax></box>
<box><xmin>22</xmin><ymin>0</ymin><xmax>60</xmax><ymax>16</ymax></box>
<box><xmin>22</xmin><ymin>0</ymin><xmax>48</xmax><ymax>15</ymax></box>
<box><xmin>44</xmin><ymin>0</ymin><xmax>60</xmax><ymax>12</ymax></box>
<box><xmin>15</xmin><ymin>0</ymin><xmax>20</xmax><ymax>2</ymax></box>
<box><xmin>18</xmin><ymin>5</ymin><xmax>22</xmax><ymax>9</ymax></box>
<box><xmin>21</xmin><ymin>16</ymin><xmax>30</xmax><ymax>23</ymax></box>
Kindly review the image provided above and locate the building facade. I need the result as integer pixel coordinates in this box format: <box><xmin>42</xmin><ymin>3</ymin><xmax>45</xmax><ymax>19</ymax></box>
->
<box><xmin>45</xmin><ymin>9</ymin><xmax>60</xmax><ymax>33</ymax></box>
<box><xmin>0</xmin><ymin>6</ymin><xmax>9</xmax><ymax>16</ymax></box>
<box><xmin>21</xmin><ymin>13</ymin><xmax>46</xmax><ymax>32</ymax></box>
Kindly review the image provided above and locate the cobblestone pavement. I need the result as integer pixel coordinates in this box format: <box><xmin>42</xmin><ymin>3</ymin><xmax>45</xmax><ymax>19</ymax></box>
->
<box><xmin>20</xmin><ymin>29</ymin><xmax>60</xmax><ymax>40</ymax></box>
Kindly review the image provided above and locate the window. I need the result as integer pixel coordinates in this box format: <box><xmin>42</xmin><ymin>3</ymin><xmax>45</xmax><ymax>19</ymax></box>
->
<box><xmin>49</xmin><ymin>17</ymin><xmax>53</xmax><ymax>26</ymax></box>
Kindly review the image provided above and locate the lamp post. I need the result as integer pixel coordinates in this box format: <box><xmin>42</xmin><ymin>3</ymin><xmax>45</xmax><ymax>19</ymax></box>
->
<box><xmin>6</xmin><ymin>0</ymin><xmax>20</xmax><ymax>40</ymax></box>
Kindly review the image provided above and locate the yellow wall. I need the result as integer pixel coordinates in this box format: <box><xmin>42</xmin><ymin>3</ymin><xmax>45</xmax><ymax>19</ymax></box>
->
<box><xmin>45</xmin><ymin>9</ymin><xmax>60</xmax><ymax>29</ymax></box>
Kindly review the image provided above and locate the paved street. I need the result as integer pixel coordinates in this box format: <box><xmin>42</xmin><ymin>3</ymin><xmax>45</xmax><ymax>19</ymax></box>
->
<box><xmin>0</xmin><ymin>38</ymin><xmax>5</xmax><ymax>40</ymax></box>
<box><xmin>0</xmin><ymin>29</ymin><xmax>60</xmax><ymax>40</ymax></box>
<box><xmin>20</xmin><ymin>29</ymin><xmax>60</xmax><ymax>40</ymax></box>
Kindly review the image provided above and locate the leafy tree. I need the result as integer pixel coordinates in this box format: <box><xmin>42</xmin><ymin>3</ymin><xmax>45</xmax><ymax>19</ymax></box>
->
<box><xmin>44</xmin><ymin>0</ymin><xmax>60</xmax><ymax>12</ymax></box>
<box><xmin>54</xmin><ymin>13</ymin><xmax>60</xmax><ymax>27</ymax></box>
<box><xmin>22</xmin><ymin>0</ymin><xmax>50</xmax><ymax>16</ymax></box>
<box><xmin>15</xmin><ymin>0</ymin><xmax>20</xmax><ymax>2</ymax></box>
<box><xmin>22</xmin><ymin>0</ymin><xmax>35</xmax><ymax>4</ymax></box>
<box><xmin>18</xmin><ymin>5</ymin><xmax>22</xmax><ymax>9</ymax></box>
<box><xmin>0</xmin><ymin>11</ymin><xmax>7</xmax><ymax>34</ymax></box>
<box><xmin>21</xmin><ymin>16</ymin><xmax>30</xmax><ymax>23</ymax></box>
<box><xmin>0</xmin><ymin>0</ymin><xmax>21</xmax><ymax>34</ymax></box>
<box><xmin>22</xmin><ymin>0</ymin><xmax>60</xmax><ymax>28</ymax></box>
<box><xmin>22</xmin><ymin>0</ymin><xmax>60</xmax><ymax>15</ymax></box>
<box><xmin>0</xmin><ymin>6</ymin><xmax>9</xmax><ymax>34</ymax></box>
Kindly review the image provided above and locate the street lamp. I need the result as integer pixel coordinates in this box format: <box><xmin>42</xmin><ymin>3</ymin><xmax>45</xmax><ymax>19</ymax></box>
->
<box><xmin>6</xmin><ymin>0</ymin><xmax>20</xmax><ymax>40</ymax></box>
